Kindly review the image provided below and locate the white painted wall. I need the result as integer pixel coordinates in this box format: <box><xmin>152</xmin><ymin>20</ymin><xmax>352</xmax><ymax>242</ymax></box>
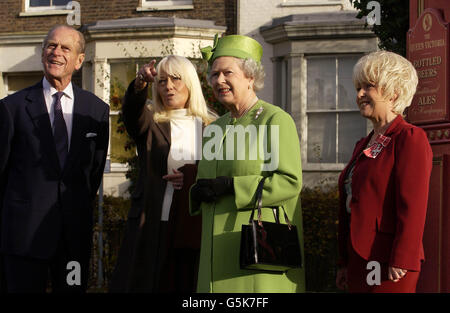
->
<box><xmin>237</xmin><ymin>0</ymin><xmax>355</xmax><ymax>104</ymax></box>
<box><xmin>85</xmin><ymin>38</ymin><xmax>211</xmax><ymax>61</ymax></box>
<box><xmin>0</xmin><ymin>44</ymin><xmax>43</xmax><ymax>72</ymax></box>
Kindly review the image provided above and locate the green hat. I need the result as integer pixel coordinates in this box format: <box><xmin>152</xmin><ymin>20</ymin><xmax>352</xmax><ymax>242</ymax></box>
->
<box><xmin>201</xmin><ymin>34</ymin><xmax>263</xmax><ymax>65</ymax></box>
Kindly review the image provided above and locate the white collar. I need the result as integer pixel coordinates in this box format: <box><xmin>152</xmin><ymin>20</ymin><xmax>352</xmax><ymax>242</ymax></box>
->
<box><xmin>42</xmin><ymin>77</ymin><xmax>74</xmax><ymax>100</ymax></box>
<box><xmin>169</xmin><ymin>108</ymin><xmax>189</xmax><ymax>117</ymax></box>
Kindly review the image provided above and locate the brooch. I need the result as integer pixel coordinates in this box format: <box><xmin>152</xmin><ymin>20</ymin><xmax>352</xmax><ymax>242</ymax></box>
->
<box><xmin>254</xmin><ymin>107</ymin><xmax>264</xmax><ymax>119</ymax></box>
<box><xmin>363</xmin><ymin>134</ymin><xmax>391</xmax><ymax>158</ymax></box>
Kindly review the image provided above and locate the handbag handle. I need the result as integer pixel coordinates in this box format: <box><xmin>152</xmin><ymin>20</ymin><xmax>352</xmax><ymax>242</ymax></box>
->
<box><xmin>248</xmin><ymin>177</ymin><xmax>293</xmax><ymax>230</ymax></box>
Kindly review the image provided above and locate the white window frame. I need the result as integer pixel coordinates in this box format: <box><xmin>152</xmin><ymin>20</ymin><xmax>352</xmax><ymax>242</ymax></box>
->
<box><xmin>3</xmin><ymin>71</ymin><xmax>44</xmax><ymax>96</ymax></box>
<box><xmin>21</xmin><ymin>0</ymin><xmax>73</xmax><ymax>16</ymax></box>
<box><xmin>107</xmin><ymin>59</ymin><xmax>143</xmax><ymax>173</ymax></box>
<box><xmin>4</xmin><ymin>75</ymin><xmax>11</xmax><ymax>96</ymax></box>
<box><xmin>137</xmin><ymin>0</ymin><xmax>193</xmax><ymax>12</ymax></box>
<box><xmin>280</xmin><ymin>0</ymin><xmax>343</xmax><ymax>7</ymax></box>
<box><xmin>301</xmin><ymin>53</ymin><xmax>369</xmax><ymax>171</ymax></box>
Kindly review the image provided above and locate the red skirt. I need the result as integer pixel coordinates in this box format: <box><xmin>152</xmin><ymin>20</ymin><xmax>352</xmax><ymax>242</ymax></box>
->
<box><xmin>347</xmin><ymin>240</ymin><xmax>420</xmax><ymax>293</ymax></box>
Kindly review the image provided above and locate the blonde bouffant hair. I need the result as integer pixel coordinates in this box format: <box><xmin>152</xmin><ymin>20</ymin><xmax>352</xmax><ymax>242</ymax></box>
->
<box><xmin>152</xmin><ymin>55</ymin><xmax>217</xmax><ymax>125</ymax></box>
<box><xmin>352</xmin><ymin>50</ymin><xmax>418</xmax><ymax>115</ymax></box>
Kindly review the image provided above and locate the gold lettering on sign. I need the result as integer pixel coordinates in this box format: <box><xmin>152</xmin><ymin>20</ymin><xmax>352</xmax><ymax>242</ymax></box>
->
<box><xmin>418</xmin><ymin>95</ymin><xmax>436</xmax><ymax>105</ymax></box>
<box><xmin>413</xmin><ymin>56</ymin><xmax>442</xmax><ymax>68</ymax></box>
<box><xmin>417</xmin><ymin>68</ymin><xmax>437</xmax><ymax>78</ymax></box>
<box><xmin>410</xmin><ymin>42</ymin><xmax>425</xmax><ymax>52</ymax></box>
<box><xmin>424</xmin><ymin>39</ymin><xmax>445</xmax><ymax>48</ymax></box>
<box><xmin>415</xmin><ymin>85</ymin><xmax>440</xmax><ymax>95</ymax></box>
<box><xmin>409</xmin><ymin>38</ymin><xmax>446</xmax><ymax>52</ymax></box>
<box><xmin>412</xmin><ymin>56</ymin><xmax>441</xmax><ymax>79</ymax></box>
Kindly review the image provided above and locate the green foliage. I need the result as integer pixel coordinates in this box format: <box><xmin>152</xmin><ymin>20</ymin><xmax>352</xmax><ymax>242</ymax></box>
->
<box><xmin>301</xmin><ymin>185</ymin><xmax>340</xmax><ymax>292</ymax></box>
<box><xmin>88</xmin><ymin>185</ymin><xmax>342</xmax><ymax>292</ymax></box>
<box><xmin>350</xmin><ymin>0</ymin><xmax>410</xmax><ymax>56</ymax></box>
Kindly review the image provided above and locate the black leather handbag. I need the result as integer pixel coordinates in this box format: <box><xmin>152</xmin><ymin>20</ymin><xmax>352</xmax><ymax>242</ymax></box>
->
<box><xmin>239</xmin><ymin>177</ymin><xmax>302</xmax><ymax>272</ymax></box>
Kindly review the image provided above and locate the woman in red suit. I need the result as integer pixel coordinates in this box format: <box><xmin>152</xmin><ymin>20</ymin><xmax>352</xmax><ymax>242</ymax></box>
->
<box><xmin>335</xmin><ymin>51</ymin><xmax>433</xmax><ymax>293</ymax></box>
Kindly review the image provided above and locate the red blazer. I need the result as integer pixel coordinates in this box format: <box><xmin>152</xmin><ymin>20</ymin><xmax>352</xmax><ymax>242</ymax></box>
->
<box><xmin>338</xmin><ymin>115</ymin><xmax>432</xmax><ymax>272</ymax></box>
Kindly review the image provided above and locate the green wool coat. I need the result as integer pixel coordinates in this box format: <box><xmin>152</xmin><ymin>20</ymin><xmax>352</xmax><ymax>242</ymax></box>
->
<box><xmin>190</xmin><ymin>100</ymin><xmax>305</xmax><ymax>293</ymax></box>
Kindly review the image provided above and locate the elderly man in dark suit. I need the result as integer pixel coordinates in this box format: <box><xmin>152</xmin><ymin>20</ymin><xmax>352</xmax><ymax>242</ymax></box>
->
<box><xmin>0</xmin><ymin>25</ymin><xmax>109</xmax><ymax>293</ymax></box>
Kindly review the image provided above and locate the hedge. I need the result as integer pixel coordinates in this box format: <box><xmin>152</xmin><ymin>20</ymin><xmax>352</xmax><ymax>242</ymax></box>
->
<box><xmin>87</xmin><ymin>185</ymin><xmax>341</xmax><ymax>293</ymax></box>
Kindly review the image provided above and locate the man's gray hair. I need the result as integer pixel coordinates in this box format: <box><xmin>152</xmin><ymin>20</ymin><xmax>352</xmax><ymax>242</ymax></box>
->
<box><xmin>42</xmin><ymin>25</ymin><xmax>85</xmax><ymax>54</ymax></box>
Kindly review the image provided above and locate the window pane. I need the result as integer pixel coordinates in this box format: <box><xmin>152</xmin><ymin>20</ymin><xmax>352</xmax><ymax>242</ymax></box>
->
<box><xmin>307</xmin><ymin>113</ymin><xmax>336</xmax><ymax>163</ymax></box>
<box><xmin>110</xmin><ymin>62</ymin><xmax>135</xmax><ymax>111</ymax></box>
<box><xmin>7</xmin><ymin>72</ymin><xmax>43</xmax><ymax>93</ymax></box>
<box><xmin>53</xmin><ymin>0</ymin><xmax>71</xmax><ymax>5</ymax></box>
<box><xmin>110</xmin><ymin>61</ymin><xmax>151</xmax><ymax>111</ymax></box>
<box><xmin>338</xmin><ymin>112</ymin><xmax>366</xmax><ymax>163</ymax></box>
<box><xmin>307</xmin><ymin>57</ymin><xmax>336</xmax><ymax>110</ymax></box>
<box><xmin>30</xmin><ymin>0</ymin><xmax>50</xmax><ymax>6</ymax></box>
<box><xmin>110</xmin><ymin>60</ymin><xmax>150</xmax><ymax>164</ymax></box>
<box><xmin>337</xmin><ymin>56</ymin><xmax>361</xmax><ymax>110</ymax></box>
<box><xmin>110</xmin><ymin>115</ymin><xmax>136</xmax><ymax>163</ymax></box>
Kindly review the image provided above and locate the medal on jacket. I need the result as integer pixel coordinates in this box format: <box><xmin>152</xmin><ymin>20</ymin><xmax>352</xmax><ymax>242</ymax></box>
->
<box><xmin>363</xmin><ymin>134</ymin><xmax>391</xmax><ymax>158</ymax></box>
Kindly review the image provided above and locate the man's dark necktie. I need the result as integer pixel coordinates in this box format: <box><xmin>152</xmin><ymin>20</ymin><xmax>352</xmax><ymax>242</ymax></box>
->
<box><xmin>53</xmin><ymin>91</ymin><xmax>68</xmax><ymax>169</ymax></box>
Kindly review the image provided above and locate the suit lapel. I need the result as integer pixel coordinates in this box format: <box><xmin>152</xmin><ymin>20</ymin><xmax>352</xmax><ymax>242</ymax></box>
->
<box><xmin>156</xmin><ymin>121</ymin><xmax>171</xmax><ymax>145</ymax></box>
<box><xmin>25</xmin><ymin>81</ymin><xmax>61</xmax><ymax>174</ymax></box>
<box><xmin>341</xmin><ymin>133</ymin><xmax>371</xmax><ymax>181</ymax></box>
<box><xmin>356</xmin><ymin>134</ymin><xmax>372</xmax><ymax>156</ymax></box>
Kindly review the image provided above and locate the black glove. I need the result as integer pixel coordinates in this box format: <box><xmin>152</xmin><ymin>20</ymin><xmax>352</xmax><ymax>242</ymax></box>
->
<box><xmin>206</xmin><ymin>176</ymin><xmax>234</xmax><ymax>197</ymax></box>
<box><xmin>191</xmin><ymin>176</ymin><xmax>234</xmax><ymax>203</ymax></box>
<box><xmin>191</xmin><ymin>182</ymin><xmax>216</xmax><ymax>203</ymax></box>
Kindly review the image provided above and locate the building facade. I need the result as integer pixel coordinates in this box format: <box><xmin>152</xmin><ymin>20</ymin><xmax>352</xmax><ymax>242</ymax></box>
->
<box><xmin>1</xmin><ymin>0</ymin><xmax>381</xmax><ymax>194</ymax></box>
<box><xmin>237</xmin><ymin>0</ymin><xmax>378</xmax><ymax>187</ymax></box>
<box><xmin>0</xmin><ymin>0</ymin><xmax>235</xmax><ymax>196</ymax></box>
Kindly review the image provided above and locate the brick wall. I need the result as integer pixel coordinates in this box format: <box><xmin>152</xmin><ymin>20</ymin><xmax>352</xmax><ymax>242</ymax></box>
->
<box><xmin>0</xmin><ymin>0</ymin><xmax>236</xmax><ymax>34</ymax></box>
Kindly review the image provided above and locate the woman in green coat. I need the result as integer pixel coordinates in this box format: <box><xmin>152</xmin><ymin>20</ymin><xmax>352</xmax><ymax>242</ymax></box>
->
<box><xmin>190</xmin><ymin>35</ymin><xmax>305</xmax><ymax>293</ymax></box>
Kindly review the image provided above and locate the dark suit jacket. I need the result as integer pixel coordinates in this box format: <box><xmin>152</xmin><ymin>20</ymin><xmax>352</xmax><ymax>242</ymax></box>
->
<box><xmin>111</xmin><ymin>81</ymin><xmax>201</xmax><ymax>292</ymax></box>
<box><xmin>338</xmin><ymin>115</ymin><xmax>432</xmax><ymax>272</ymax></box>
<box><xmin>0</xmin><ymin>80</ymin><xmax>109</xmax><ymax>262</ymax></box>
